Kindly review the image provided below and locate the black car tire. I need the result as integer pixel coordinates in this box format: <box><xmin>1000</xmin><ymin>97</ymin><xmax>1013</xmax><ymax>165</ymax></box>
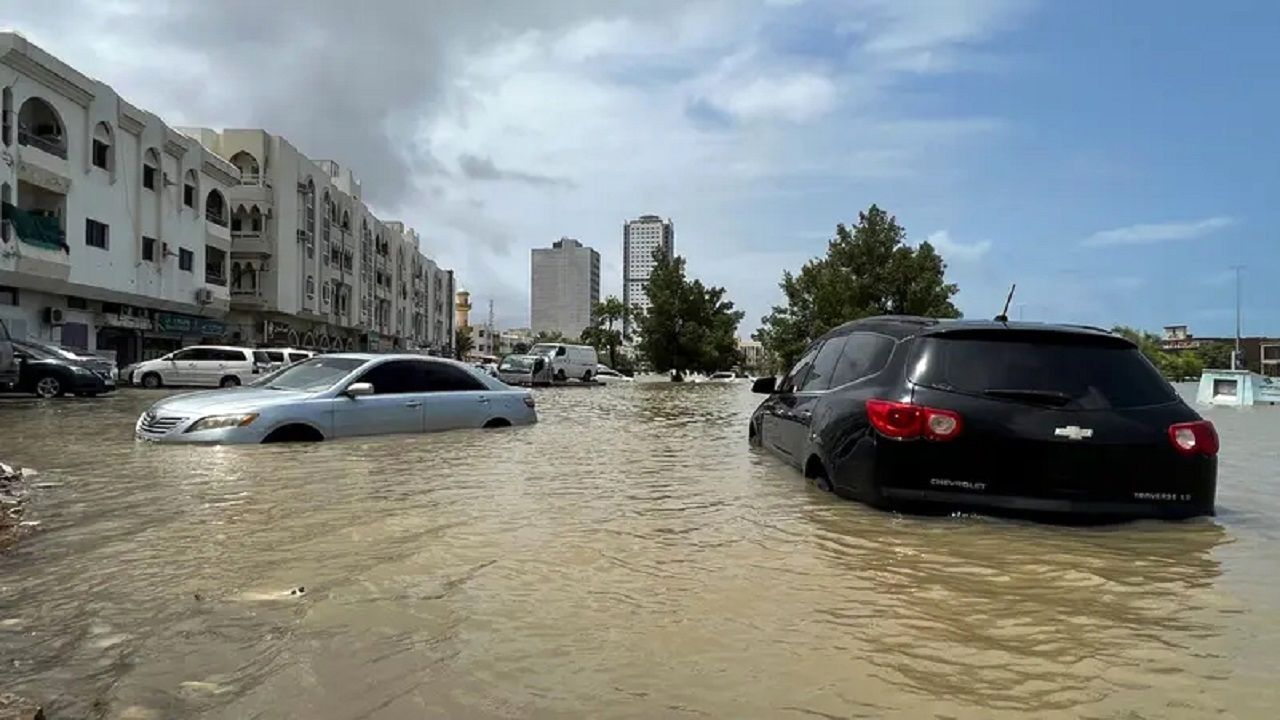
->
<box><xmin>555</xmin><ymin>369</ymin><xmax>566</xmax><ymax>382</ymax></box>
<box><xmin>582</xmin><ymin>370</ymin><xmax>593</xmax><ymax>383</ymax></box>
<box><xmin>34</xmin><ymin>374</ymin><xmax>64</xmax><ymax>399</ymax></box>
<box><xmin>219</xmin><ymin>376</ymin><xmax>241</xmax><ymax>388</ymax></box>
<box><xmin>141</xmin><ymin>372</ymin><xmax>162</xmax><ymax>389</ymax></box>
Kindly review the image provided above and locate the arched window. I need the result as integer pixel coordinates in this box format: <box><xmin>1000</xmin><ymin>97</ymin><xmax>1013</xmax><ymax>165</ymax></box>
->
<box><xmin>0</xmin><ymin>182</ymin><xmax>10</xmax><ymax>242</ymax></box>
<box><xmin>183</xmin><ymin>169</ymin><xmax>198</xmax><ymax>209</ymax></box>
<box><xmin>91</xmin><ymin>122</ymin><xmax>114</xmax><ymax>172</ymax></box>
<box><xmin>228</xmin><ymin>151</ymin><xmax>260</xmax><ymax>184</ymax></box>
<box><xmin>16</xmin><ymin>96</ymin><xmax>66</xmax><ymax>158</ymax></box>
<box><xmin>249</xmin><ymin>206</ymin><xmax>262</xmax><ymax>232</ymax></box>
<box><xmin>2</xmin><ymin>87</ymin><xmax>13</xmax><ymax>146</ymax></box>
<box><xmin>244</xmin><ymin>262</ymin><xmax>257</xmax><ymax>290</ymax></box>
<box><xmin>142</xmin><ymin>148</ymin><xmax>160</xmax><ymax>191</ymax></box>
<box><xmin>341</xmin><ymin>209</ymin><xmax>350</xmax><ymax>231</ymax></box>
<box><xmin>205</xmin><ymin>188</ymin><xmax>227</xmax><ymax>226</ymax></box>
<box><xmin>322</xmin><ymin>282</ymin><xmax>331</xmax><ymax>304</ymax></box>
<box><xmin>230</xmin><ymin>261</ymin><xmax>243</xmax><ymax>288</ymax></box>
<box><xmin>306</xmin><ymin>275</ymin><xmax>315</xmax><ymax>298</ymax></box>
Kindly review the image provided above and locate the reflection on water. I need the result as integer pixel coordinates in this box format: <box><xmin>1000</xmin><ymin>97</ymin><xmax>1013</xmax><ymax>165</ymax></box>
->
<box><xmin>0</xmin><ymin>383</ymin><xmax>1276</xmax><ymax>718</ymax></box>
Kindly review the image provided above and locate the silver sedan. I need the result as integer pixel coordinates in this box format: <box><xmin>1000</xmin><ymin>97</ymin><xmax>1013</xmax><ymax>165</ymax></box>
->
<box><xmin>135</xmin><ymin>353</ymin><xmax>537</xmax><ymax>444</ymax></box>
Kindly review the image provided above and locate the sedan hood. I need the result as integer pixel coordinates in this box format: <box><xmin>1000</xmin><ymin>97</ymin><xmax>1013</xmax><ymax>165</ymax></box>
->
<box><xmin>149</xmin><ymin>387</ymin><xmax>310</xmax><ymax>415</ymax></box>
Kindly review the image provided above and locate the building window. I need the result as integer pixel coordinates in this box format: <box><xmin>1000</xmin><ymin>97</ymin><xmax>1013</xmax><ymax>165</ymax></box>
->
<box><xmin>85</xmin><ymin>218</ymin><xmax>109</xmax><ymax>249</ymax></box>
<box><xmin>183</xmin><ymin>183</ymin><xmax>195</xmax><ymax>208</ymax></box>
<box><xmin>322</xmin><ymin>283</ymin><xmax>331</xmax><ymax>304</ymax></box>
<box><xmin>143</xmin><ymin>164</ymin><xmax>157</xmax><ymax>190</ymax></box>
<box><xmin>142</xmin><ymin>236</ymin><xmax>156</xmax><ymax>261</ymax></box>
<box><xmin>0</xmin><ymin>285</ymin><xmax>17</xmax><ymax>306</ymax></box>
<box><xmin>91</xmin><ymin>122</ymin><xmax>113</xmax><ymax>171</ymax></box>
<box><xmin>67</xmin><ymin>296</ymin><xmax>88</xmax><ymax>310</ymax></box>
<box><xmin>179</xmin><ymin>248</ymin><xmax>194</xmax><ymax>272</ymax></box>
<box><xmin>306</xmin><ymin>276</ymin><xmax>316</xmax><ymax>298</ymax></box>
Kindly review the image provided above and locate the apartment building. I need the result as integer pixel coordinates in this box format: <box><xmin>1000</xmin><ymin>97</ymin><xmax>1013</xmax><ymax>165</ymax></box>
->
<box><xmin>179</xmin><ymin>128</ymin><xmax>456</xmax><ymax>354</ymax></box>
<box><xmin>622</xmin><ymin>214</ymin><xmax>674</xmax><ymax>336</ymax></box>
<box><xmin>0</xmin><ymin>32</ymin><xmax>239</xmax><ymax>367</ymax></box>
<box><xmin>531</xmin><ymin>237</ymin><xmax>599</xmax><ymax>340</ymax></box>
<box><xmin>0</xmin><ymin>32</ymin><xmax>456</xmax><ymax>363</ymax></box>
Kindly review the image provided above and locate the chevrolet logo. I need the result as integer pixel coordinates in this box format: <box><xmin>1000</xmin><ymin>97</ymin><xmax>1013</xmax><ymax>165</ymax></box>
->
<box><xmin>1054</xmin><ymin>425</ymin><xmax>1093</xmax><ymax>440</ymax></box>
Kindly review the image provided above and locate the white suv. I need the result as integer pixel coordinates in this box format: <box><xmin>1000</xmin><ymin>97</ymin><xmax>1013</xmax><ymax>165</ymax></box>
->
<box><xmin>130</xmin><ymin>346</ymin><xmax>272</xmax><ymax>389</ymax></box>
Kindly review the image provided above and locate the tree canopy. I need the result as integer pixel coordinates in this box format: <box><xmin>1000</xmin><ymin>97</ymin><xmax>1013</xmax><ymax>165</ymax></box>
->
<box><xmin>755</xmin><ymin>205</ymin><xmax>961</xmax><ymax>370</ymax></box>
<box><xmin>453</xmin><ymin>326</ymin><xmax>474</xmax><ymax>360</ymax></box>
<box><xmin>635</xmin><ymin>251</ymin><xmax>744</xmax><ymax>376</ymax></box>
<box><xmin>580</xmin><ymin>295</ymin><xmax>628</xmax><ymax>369</ymax></box>
<box><xmin>1111</xmin><ymin>326</ymin><xmax>1230</xmax><ymax>380</ymax></box>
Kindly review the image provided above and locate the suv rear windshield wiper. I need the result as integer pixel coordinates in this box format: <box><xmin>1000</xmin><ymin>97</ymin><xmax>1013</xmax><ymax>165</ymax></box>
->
<box><xmin>981</xmin><ymin>388</ymin><xmax>1074</xmax><ymax>406</ymax></box>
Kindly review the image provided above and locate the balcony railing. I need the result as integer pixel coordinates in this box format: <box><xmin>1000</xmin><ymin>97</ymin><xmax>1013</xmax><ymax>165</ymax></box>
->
<box><xmin>18</xmin><ymin>129</ymin><xmax>68</xmax><ymax>159</ymax></box>
<box><xmin>205</xmin><ymin>210</ymin><xmax>228</xmax><ymax>227</ymax></box>
<box><xmin>239</xmin><ymin>173</ymin><xmax>262</xmax><ymax>186</ymax></box>
<box><xmin>206</xmin><ymin>271</ymin><xmax>227</xmax><ymax>286</ymax></box>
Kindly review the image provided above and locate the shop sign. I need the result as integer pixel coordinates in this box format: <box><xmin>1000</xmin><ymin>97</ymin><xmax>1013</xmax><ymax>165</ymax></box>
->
<box><xmin>155</xmin><ymin>312</ymin><xmax>225</xmax><ymax>336</ymax></box>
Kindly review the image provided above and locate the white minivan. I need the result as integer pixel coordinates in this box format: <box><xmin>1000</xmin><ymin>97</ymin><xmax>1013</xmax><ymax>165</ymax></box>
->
<box><xmin>529</xmin><ymin>343</ymin><xmax>599</xmax><ymax>382</ymax></box>
<box><xmin>130</xmin><ymin>345</ymin><xmax>272</xmax><ymax>389</ymax></box>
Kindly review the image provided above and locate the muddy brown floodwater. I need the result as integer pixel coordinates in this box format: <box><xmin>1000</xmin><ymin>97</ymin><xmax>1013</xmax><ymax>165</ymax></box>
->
<box><xmin>0</xmin><ymin>382</ymin><xmax>1277</xmax><ymax>718</ymax></box>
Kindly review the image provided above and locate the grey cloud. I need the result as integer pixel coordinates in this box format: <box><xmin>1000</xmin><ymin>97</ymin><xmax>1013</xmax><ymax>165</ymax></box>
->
<box><xmin>457</xmin><ymin>153</ymin><xmax>575</xmax><ymax>188</ymax></box>
<box><xmin>6</xmin><ymin>0</ymin><xmax>673</xmax><ymax>208</ymax></box>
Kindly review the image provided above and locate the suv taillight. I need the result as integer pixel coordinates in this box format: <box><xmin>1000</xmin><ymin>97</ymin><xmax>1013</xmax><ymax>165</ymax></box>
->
<box><xmin>866</xmin><ymin>399</ymin><xmax>963</xmax><ymax>441</ymax></box>
<box><xmin>1169</xmin><ymin>420</ymin><xmax>1219</xmax><ymax>457</ymax></box>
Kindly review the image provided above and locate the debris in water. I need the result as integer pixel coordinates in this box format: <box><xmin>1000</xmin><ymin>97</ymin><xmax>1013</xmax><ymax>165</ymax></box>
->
<box><xmin>1</xmin><ymin>463</ymin><xmax>37</xmax><ymax>550</ymax></box>
<box><xmin>0</xmin><ymin>692</ymin><xmax>45</xmax><ymax>720</ymax></box>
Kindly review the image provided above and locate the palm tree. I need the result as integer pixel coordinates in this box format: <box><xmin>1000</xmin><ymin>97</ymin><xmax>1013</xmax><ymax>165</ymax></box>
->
<box><xmin>454</xmin><ymin>327</ymin><xmax>474</xmax><ymax>360</ymax></box>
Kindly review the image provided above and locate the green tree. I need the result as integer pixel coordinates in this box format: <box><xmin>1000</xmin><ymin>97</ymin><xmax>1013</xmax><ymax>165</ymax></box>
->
<box><xmin>454</xmin><ymin>326</ymin><xmax>474</xmax><ymax>360</ymax></box>
<box><xmin>1194</xmin><ymin>341</ymin><xmax>1233</xmax><ymax>370</ymax></box>
<box><xmin>580</xmin><ymin>296</ymin><xmax>628</xmax><ymax>367</ymax></box>
<box><xmin>755</xmin><ymin>205</ymin><xmax>961</xmax><ymax>370</ymax></box>
<box><xmin>1111</xmin><ymin>326</ymin><xmax>1204</xmax><ymax>380</ymax></box>
<box><xmin>512</xmin><ymin>341</ymin><xmax>531</xmax><ymax>354</ymax></box>
<box><xmin>635</xmin><ymin>250</ymin><xmax>745</xmax><ymax>378</ymax></box>
<box><xmin>531</xmin><ymin>330</ymin><xmax>567</xmax><ymax>344</ymax></box>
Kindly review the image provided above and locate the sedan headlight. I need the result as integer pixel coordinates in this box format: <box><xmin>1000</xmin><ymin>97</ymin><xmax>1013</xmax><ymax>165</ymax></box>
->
<box><xmin>72</xmin><ymin>365</ymin><xmax>95</xmax><ymax>376</ymax></box>
<box><xmin>185</xmin><ymin>414</ymin><xmax>259</xmax><ymax>433</ymax></box>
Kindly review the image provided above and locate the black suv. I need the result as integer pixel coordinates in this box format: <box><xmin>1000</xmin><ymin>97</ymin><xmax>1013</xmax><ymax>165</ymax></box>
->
<box><xmin>750</xmin><ymin>316</ymin><xmax>1218</xmax><ymax>519</ymax></box>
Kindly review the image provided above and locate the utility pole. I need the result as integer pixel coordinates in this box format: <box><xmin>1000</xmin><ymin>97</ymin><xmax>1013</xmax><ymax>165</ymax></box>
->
<box><xmin>487</xmin><ymin>299</ymin><xmax>495</xmax><ymax>357</ymax></box>
<box><xmin>1232</xmin><ymin>265</ymin><xmax>1244</xmax><ymax>371</ymax></box>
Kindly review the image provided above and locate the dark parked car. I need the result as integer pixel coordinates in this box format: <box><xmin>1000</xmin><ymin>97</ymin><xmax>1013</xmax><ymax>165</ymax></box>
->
<box><xmin>4</xmin><ymin>339</ymin><xmax>116</xmax><ymax>398</ymax></box>
<box><xmin>749</xmin><ymin>316</ymin><xmax>1218</xmax><ymax>519</ymax></box>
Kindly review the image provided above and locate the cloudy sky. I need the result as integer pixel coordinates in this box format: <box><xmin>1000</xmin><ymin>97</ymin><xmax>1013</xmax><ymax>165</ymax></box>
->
<box><xmin>7</xmin><ymin>1</ymin><xmax>1279</xmax><ymax>335</ymax></box>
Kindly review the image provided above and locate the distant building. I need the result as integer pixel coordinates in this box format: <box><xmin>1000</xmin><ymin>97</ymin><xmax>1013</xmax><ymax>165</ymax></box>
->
<box><xmin>531</xmin><ymin>237</ymin><xmax>599</xmax><ymax>340</ymax></box>
<box><xmin>738</xmin><ymin>337</ymin><xmax>765</xmax><ymax>367</ymax></box>
<box><xmin>623</xmin><ymin>215</ymin><xmax>674</xmax><ymax>336</ymax></box>
<box><xmin>1160</xmin><ymin>323</ymin><xmax>1280</xmax><ymax>375</ymax></box>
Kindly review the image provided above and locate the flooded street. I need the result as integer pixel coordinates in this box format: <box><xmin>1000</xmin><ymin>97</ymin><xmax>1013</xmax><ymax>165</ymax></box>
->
<box><xmin>1</xmin><ymin>383</ymin><xmax>1278</xmax><ymax>719</ymax></box>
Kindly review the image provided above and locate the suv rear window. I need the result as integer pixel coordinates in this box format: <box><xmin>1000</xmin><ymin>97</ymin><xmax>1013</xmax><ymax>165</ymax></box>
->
<box><xmin>909</xmin><ymin>333</ymin><xmax>1177</xmax><ymax>409</ymax></box>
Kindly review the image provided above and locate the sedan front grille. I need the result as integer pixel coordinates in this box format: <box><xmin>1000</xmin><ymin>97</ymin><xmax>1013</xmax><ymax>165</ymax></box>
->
<box><xmin>138</xmin><ymin>413</ymin><xmax>185</xmax><ymax>435</ymax></box>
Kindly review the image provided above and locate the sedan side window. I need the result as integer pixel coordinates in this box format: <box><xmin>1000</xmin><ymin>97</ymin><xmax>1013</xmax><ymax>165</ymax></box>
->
<box><xmin>171</xmin><ymin>348</ymin><xmax>205</xmax><ymax>361</ymax></box>
<box><xmin>354</xmin><ymin>360</ymin><xmax>423</xmax><ymax>395</ymax></box>
<box><xmin>778</xmin><ymin>344</ymin><xmax>820</xmax><ymax>394</ymax></box>
<box><xmin>828</xmin><ymin>333</ymin><xmax>896</xmax><ymax>388</ymax></box>
<box><xmin>800</xmin><ymin>336</ymin><xmax>848</xmax><ymax>392</ymax></box>
<box><xmin>417</xmin><ymin>363</ymin><xmax>488</xmax><ymax>392</ymax></box>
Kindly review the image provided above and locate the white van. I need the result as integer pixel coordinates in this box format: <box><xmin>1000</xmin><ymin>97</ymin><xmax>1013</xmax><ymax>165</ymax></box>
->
<box><xmin>529</xmin><ymin>343</ymin><xmax>599</xmax><ymax>382</ymax></box>
<box><xmin>259</xmin><ymin>347</ymin><xmax>315</xmax><ymax>369</ymax></box>
<box><xmin>130</xmin><ymin>345</ymin><xmax>272</xmax><ymax>389</ymax></box>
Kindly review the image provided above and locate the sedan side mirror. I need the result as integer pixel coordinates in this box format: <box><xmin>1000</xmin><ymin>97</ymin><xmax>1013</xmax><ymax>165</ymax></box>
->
<box><xmin>345</xmin><ymin>382</ymin><xmax>374</xmax><ymax>398</ymax></box>
<box><xmin>751</xmin><ymin>376</ymin><xmax>777</xmax><ymax>394</ymax></box>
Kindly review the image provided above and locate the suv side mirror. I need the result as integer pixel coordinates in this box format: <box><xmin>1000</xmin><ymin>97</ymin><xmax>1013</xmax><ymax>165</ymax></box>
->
<box><xmin>345</xmin><ymin>382</ymin><xmax>374</xmax><ymax>397</ymax></box>
<box><xmin>752</xmin><ymin>376</ymin><xmax>777</xmax><ymax>394</ymax></box>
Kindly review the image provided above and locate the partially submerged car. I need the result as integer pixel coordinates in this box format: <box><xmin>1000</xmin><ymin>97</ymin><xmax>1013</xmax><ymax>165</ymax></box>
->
<box><xmin>5</xmin><ymin>339</ymin><xmax>115</xmax><ymax>398</ymax></box>
<box><xmin>496</xmin><ymin>353</ymin><xmax>550</xmax><ymax>386</ymax></box>
<box><xmin>136</xmin><ymin>353</ymin><xmax>536</xmax><ymax>444</ymax></box>
<box><xmin>750</xmin><ymin>316</ymin><xmax>1218</xmax><ymax>519</ymax></box>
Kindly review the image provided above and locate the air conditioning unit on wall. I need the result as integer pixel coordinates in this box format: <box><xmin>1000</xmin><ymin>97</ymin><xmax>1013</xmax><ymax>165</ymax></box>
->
<box><xmin>194</xmin><ymin>288</ymin><xmax>213</xmax><ymax>304</ymax></box>
<box><xmin>44</xmin><ymin>307</ymin><xmax>65</xmax><ymax>325</ymax></box>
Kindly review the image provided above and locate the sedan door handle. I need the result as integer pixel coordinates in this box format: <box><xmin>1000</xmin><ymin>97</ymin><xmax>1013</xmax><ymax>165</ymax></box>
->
<box><xmin>404</xmin><ymin>401</ymin><xmax>422</xmax><ymax>408</ymax></box>
<box><xmin>797</xmin><ymin>410</ymin><xmax>812</xmax><ymax>420</ymax></box>
<box><xmin>478</xmin><ymin>397</ymin><xmax>490</xmax><ymax>404</ymax></box>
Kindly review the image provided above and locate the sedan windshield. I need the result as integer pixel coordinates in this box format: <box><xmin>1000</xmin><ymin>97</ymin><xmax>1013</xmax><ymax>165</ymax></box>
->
<box><xmin>254</xmin><ymin>357</ymin><xmax>366</xmax><ymax>391</ymax></box>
